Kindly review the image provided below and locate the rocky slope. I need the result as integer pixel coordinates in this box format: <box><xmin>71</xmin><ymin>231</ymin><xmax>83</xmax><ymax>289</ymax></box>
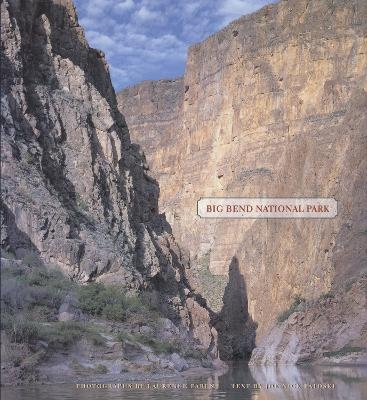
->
<box><xmin>118</xmin><ymin>0</ymin><xmax>367</xmax><ymax>362</ymax></box>
<box><xmin>0</xmin><ymin>260</ymin><xmax>221</xmax><ymax>385</ymax></box>
<box><xmin>0</xmin><ymin>0</ymin><xmax>218</xmax><ymax>373</ymax></box>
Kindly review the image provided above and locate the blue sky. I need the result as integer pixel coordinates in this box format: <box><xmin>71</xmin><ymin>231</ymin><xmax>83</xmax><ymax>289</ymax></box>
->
<box><xmin>73</xmin><ymin>0</ymin><xmax>273</xmax><ymax>91</ymax></box>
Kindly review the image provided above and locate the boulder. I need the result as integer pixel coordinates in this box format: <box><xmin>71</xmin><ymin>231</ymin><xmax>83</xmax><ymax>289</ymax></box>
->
<box><xmin>170</xmin><ymin>353</ymin><xmax>188</xmax><ymax>372</ymax></box>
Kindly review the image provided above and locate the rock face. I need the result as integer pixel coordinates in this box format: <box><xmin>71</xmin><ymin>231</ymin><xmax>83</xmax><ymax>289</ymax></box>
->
<box><xmin>118</xmin><ymin>78</ymin><xmax>184</xmax><ymax>207</ymax></box>
<box><xmin>0</xmin><ymin>0</ymin><xmax>215</xmax><ymax>354</ymax></box>
<box><xmin>118</xmin><ymin>0</ymin><xmax>367</xmax><ymax>360</ymax></box>
<box><xmin>250</xmin><ymin>276</ymin><xmax>367</xmax><ymax>365</ymax></box>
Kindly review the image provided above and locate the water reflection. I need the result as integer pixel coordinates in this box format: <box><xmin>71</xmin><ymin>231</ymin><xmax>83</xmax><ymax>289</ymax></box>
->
<box><xmin>2</xmin><ymin>363</ymin><xmax>367</xmax><ymax>400</ymax></box>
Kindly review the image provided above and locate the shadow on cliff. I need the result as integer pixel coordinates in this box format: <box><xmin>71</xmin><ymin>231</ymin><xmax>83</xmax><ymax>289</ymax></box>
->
<box><xmin>213</xmin><ymin>256</ymin><xmax>257</xmax><ymax>360</ymax></box>
<box><xmin>0</xmin><ymin>202</ymin><xmax>44</xmax><ymax>266</ymax></box>
<box><xmin>3</xmin><ymin>0</ymin><xmax>223</xmax><ymax>347</ymax></box>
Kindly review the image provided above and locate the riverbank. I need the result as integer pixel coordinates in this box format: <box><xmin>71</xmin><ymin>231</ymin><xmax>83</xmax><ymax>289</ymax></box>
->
<box><xmin>1</xmin><ymin>260</ymin><xmax>224</xmax><ymax>385</ymax></box>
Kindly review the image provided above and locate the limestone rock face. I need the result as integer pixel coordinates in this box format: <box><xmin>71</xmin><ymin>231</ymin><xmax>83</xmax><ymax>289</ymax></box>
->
<box><xmin>118</xmin><ymin>79</ymin><xmax>184</xmax><ymax>213</ymax></box>
<box><xmin>0</xmin><ymin>0</ymin><xmax>215</xmax><ymax>352</ymax></box>
<box><xmin>118</xmin><ymin>0</ymin><xmax>367</xmax><ymax>351</ymax></box>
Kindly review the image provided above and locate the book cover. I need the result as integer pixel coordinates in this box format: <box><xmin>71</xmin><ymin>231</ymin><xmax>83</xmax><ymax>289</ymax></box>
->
<box><xmin>1</xmin><ymin>0</ymin><xmax>366</xmax><ymax>399</ymax></box>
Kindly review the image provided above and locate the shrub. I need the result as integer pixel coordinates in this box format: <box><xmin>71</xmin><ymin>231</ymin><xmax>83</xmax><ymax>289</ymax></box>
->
<box><xmin>180</xmin><ymin>347</ymin><xmax>204</xmax><ymax>360</ymax></box>
<box><xmin>77</xmin><ymin>283</ymin><xmax>126</xmax><ymax>319</ymax></box>
<box><xmin>320</xmin><ymin>292</ymin><xmax>335</xmax><ymax>300</ymax></box>
<box><xmin>102</xmin><ymin>303</ymin><xmax>126</xmax><ymax>321</ymax></box>
<box><xmin>23</xmin><ymin>268</ymin><xmax>74</xmax><ymax>292</ymax></box>
<box><xmin>22</xmin><ymin>253</ymin><xmax>42</xmax><ymax>268</ymax></box>
<box><xmin>77</xmin><ymin>283</ymin><xmax>148</xmax><ymax>321</ymax></box>
<box><xmin>345</xmin><ymin>276</ymin><xmax>358</xmax><ymax>292</ymax></box>
<box><xmin>124</xmin><ymin>295</ymin><xmax>147</xmax><ymax>313</ymax></box>
<box><xmin>76</xmin><ymin>194</ymin><xmax>89</xmax><ymax>212</ymax></box>
<box><xmin>1</xmin><ymin>313</ymin><xmax>41</xmax><ymax>344</ymax></box>
<box><xmin>40</xmin><ymin>321</ymin><xmax>105</xmax><ymax>348</ymax></box>
<box><xmin>277</xmin><ymin>295</ymin><xmax>306</xmax><ymax>323</ymax></box>
<box><xmin>95</xmin><ymin>364</ymin><xmax>108</xmax><ymax>374</ymax></box>
<box><xmin>41</xmin><ymin>321</ymin><xmax>85</xmax><ymax>346</ymax></box>
<box><xmin>1</xmin><ymin>278</ymin><xmax>31</xmax><ymax>311</ymax></box>
<box><xmin>1</xmin><ymin>267</ymin><xmax>74</xmax><ymax>315</ymax></box>
<box><xmin>138</xmin><ymin>333</ymin><xmax>180</xmax><ymax>354</ymax></box>
<box><xmin>116</xmin><ymin>331</ymin><xmax>134</xmax><ymax>343</ymax></box>
<box><xmin>1</xmin><ymin>249</ymin><xmax>16</xmax><ymax>259</ymax></box>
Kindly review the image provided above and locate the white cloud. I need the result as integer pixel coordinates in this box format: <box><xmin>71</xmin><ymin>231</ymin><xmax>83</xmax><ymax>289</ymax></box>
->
<box><xmin>74</xmin><ymin>0</ymin><xmax>272</xmax><ymax>90</ymax></box>
<box><xmin>217</xmin><ymin>0</ymin><xmax>268</xmax><ymax>23</ymax></box>
<box><xmin>114</xmin><ymin>0</ymin><xmax>135</xmax><ymax>13</ymax></box>
<box><xmin>135</xmin><ymin>6</ymin><xmax>161</xmax><ymax>22</ymax></box>
<box><xmin>87</xmin><ymin>31</ymin><xmax>116</xmax><ymax>52</ymax></box>
<box><xmin>84</xmin><ymin>0</ymin><xmax>111</xmax><ymax>17</ymax></box>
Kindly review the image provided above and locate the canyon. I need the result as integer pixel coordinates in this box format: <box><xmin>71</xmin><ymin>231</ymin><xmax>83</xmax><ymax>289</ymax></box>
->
<box><xmin>0</xmin><ymin>0</ymin><xmax>220</xmax><ymax>383</ymax></box>
<box><xmin>0</xmin><ymin>0</ymin><xmax>366</xmax><ymax>381</ymax></box>
<box><xmin>118</xmin><ymin>0</ymin><xmax>367</xmax><ymax>363</ymax></box>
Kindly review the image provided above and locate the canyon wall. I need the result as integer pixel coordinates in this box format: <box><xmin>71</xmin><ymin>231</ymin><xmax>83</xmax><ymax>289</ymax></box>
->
<box><xmin>0</xmin><ymin>0</ymin><xmax>216</xmax><ymax>354</ymax></box>
<box><xmin>118</xmin><ymin>78</ymin><xmax>184</xmax><ymax>206</ymax></box>
<box><xmin>118</xmin><ymin>0</ymin><xmax>367</xmax><ymax>349</ymax></box>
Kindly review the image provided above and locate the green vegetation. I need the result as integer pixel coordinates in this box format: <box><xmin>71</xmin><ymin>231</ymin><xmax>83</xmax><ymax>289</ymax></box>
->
<box><xmin>2</xmin><ymin>265</ymin><xmax>74</xmax><ymax>316</ymax></box>
<box><xmin>116</xmin><ymin>330</ymin><xmax>180</xmax><ymax>355</ymax></box>
<box><xmin>77</xmin><ymin>282</ymin><xmax>149</xmax><ymax>321</ymax></box>
<box><xmin>344</xmin><ymin>276</ymin><xmax>358</xmax><ymax>292</ymax></box>
<box><xmin>1</xmin><ymin>263</ymin><xmax>128</xmax><ymax>348</ymax></box>
<box><xmin>323</xmin><ymin>346</ymin><xmax>365</xmax><ymax>358</ymax></box>
<box><xmin>41</xmin><ymin>321</ymin><xmax>105</xmax><ymax>348</ymax></box>
<box><xmin>1</xmin><ymin>254</ymin><xmax>202</xmax><ymax>365</ymax></box>
<box><xmin>1</xmin><ymin>314</ymin><xmax>41</xmax><ymax>344</ymax></box>
<box><xmin>193</xmin><ymin>251</ymin><xmax>227</xmax><ymax>312</ymax></box>
<box><xmin>95</xmin><ymin>364</ymin><xmax>108</xmax><ymax>374</ymax></box>
<box><xmin>324</xmin><ymin>371</ymin><xmax>365</xmax><ymax>384</ymax></box>
<box><xmin>76</xmin><ymin>194</ymin><xmax>89</xmax><ymax>212</ymax></box>
<box><xmin>277</xmin><ymin>295</ymin><xmax>306</xmax><ymax>323</ymax></box>
<box><xmin>320</xmin><ymin>292</ymin><xmax>335</xmax><ymax>300</ymax></box>
<box><xmin>180</xmin><ymin>346</ymin><xmax>204</xmax><ymax>360</ymax></box>
<box><xmin>116</xmin><ymin>331</ymin><xmax>135</xmax><ymax>343</ymax></box>
<box><xmin>138</xmin><ymin>333</ymin><xmax>180</xmax><ymax>354</ymax></box>
<box><xmin>22</xmin><ymin>253</ymin><xmax>42</xmax><ymax>268</ymax></box>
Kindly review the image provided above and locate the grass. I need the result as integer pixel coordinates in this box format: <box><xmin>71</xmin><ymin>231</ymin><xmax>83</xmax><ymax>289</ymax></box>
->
<box><xmin>40</xmin><ymin>321</ymin><xmax>105</xmax><ymax>348</ymax></box>
<box><xmin>1</xmin><ymin>265</ymin><xmax>75</xmax><ymax>318</ymax></box>
<box><xmin>277</xmin><ymin>295</ymin><xmax>306</xmax><ymax>323</ymax></box>
<box><xmin>0</xmin><ymin>256</ymin><xmax>179</xmax><ymax>357</ymax></box>
<box><xmin>1</xmin><ymin>313</ymin><xmax>105</xmax><ymax>347</ymax></box>
<box><xmin>1</xmin><ymin>314</ymin><xmax>41</xmax><ymax>344</ymax></box>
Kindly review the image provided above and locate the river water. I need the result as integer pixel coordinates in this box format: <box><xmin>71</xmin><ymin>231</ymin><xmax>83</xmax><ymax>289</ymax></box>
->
<box><xmin>2</xmin><ymin>362</ymin><xmax>367</xmax><ymax>400</ymax></box>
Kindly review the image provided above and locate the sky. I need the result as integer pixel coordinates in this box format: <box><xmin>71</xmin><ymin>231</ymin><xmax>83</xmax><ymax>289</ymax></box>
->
<box><xmin>73</xmin><ymin>0</ymin><xmax>273</xmax><ymax>91</ymax></box>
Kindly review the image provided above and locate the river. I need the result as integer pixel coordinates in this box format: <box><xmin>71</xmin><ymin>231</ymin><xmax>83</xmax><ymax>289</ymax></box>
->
<box><xmin>2</xmin><ymin>362</ymin><xmax>367</xmax><ymax>400</ymax></box>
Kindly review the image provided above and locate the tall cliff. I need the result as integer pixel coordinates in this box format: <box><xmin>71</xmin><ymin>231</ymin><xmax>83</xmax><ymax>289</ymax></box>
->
<box><xmin>0</xmin><ymin>0</ymin><xmax>216</xmax><ymax>355</ymax></box>
<box><xmin>118</xmin><ymin>0</ymin><xmax>367</xmax><ymax>362</ymax></box>
<box><xmin>118</xmin><ymin>79</ymin><xmax>184</xmax><ymax>202</ymax></box>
